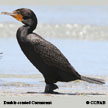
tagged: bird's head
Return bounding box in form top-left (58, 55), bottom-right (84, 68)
top-left (1, 8), bottom-right (37, 27)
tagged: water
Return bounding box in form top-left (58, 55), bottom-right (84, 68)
top-left (0, 6), bottom-right (108, 25)
top-left (0, 6), bottom-right (108, 94)
top-left (0, 38), bottom-right (108, 76)
top-left (1, 6), bottom-right (108, 40)
top-left (0, 38), bottom-right (108, 94)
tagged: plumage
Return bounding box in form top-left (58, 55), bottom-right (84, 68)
top-left (2, 8), bottom-right (105, 93)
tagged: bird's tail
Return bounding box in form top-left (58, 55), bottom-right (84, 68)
top-left (81, 75), bottom-right (105, 85)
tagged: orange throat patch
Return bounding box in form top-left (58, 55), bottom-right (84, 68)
top-left (11, 14), bottom-right (23, 21)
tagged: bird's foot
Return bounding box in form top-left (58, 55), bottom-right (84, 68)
top-left (44, 83), bottom-right (58, 94)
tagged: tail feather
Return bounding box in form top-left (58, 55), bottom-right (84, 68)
top-left (81, 75), bottom-right (105, 85)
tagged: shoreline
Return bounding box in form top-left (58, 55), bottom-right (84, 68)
top-left (0, 92), bottom-right (107, 96)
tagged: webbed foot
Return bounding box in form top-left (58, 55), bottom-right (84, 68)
top-left (44, 83), bottom-right (58, 94)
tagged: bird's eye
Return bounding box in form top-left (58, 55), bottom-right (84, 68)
top-left (23, 14), bottom-right (31, 19)
top-left (23, 16), bottom-right (29, 19)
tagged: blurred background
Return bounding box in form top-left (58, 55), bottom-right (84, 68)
top-left (0, 0), bottom-right (108, 94)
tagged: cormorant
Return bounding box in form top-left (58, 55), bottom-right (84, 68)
top-left (2, 8), bottom-right (105, 93)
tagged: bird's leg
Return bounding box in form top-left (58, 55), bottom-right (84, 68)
top-left (44, 83), bottom-right (58, 94)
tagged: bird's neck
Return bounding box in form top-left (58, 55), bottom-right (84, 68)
top-left (17, 25), bottom-right (35, 41)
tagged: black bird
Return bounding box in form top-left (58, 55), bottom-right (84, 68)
top-left (2, 8), bottom-right (105, 93)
